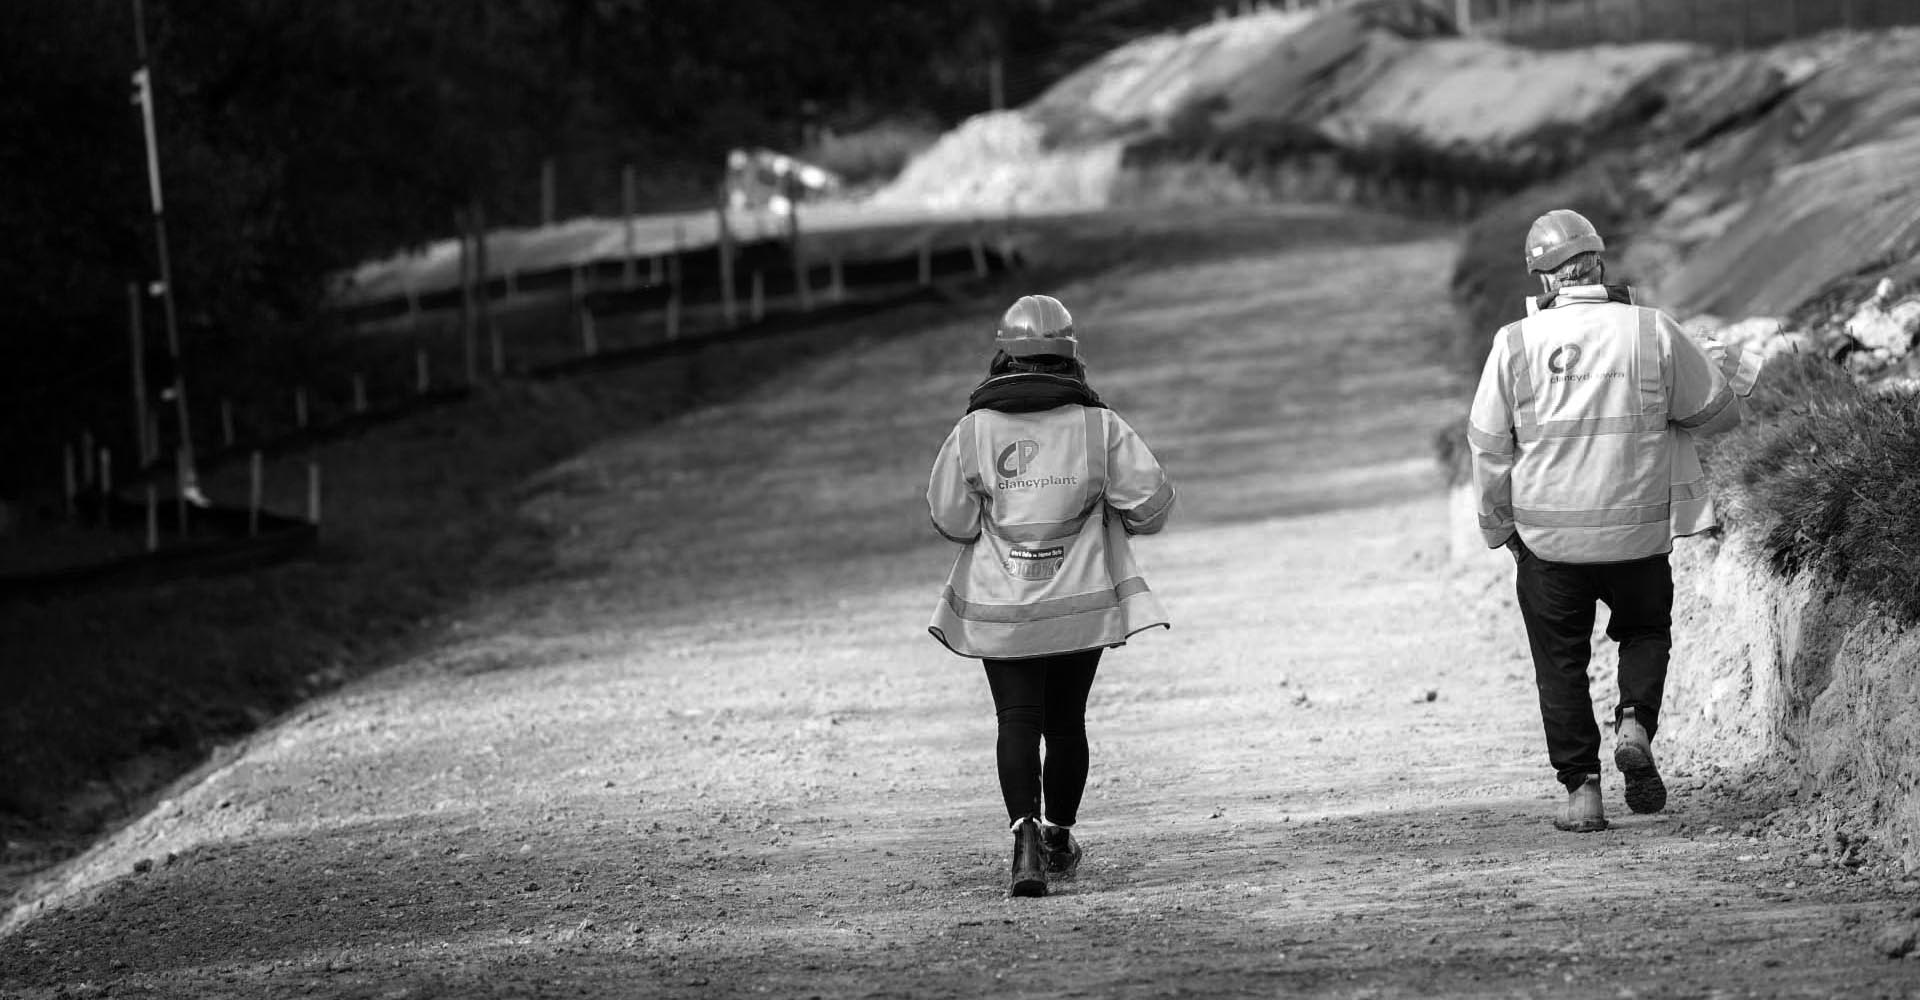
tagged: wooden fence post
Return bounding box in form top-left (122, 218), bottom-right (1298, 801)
top-left (669, 222), bottom-right (685, 338)
top-left (145, 484), bottom-right (159, 551)
top-left (622, 162), bottom-right (638, 288)
top-left (572, 263), bottom-right (591, 353)
top-left (248, 450), bottom-right (263, 537)
top-left (62, 444), bottom-right (76, 520)
top-left (581, 285), bottom-right (600, 356)
top-left (457, 209), bottom-right (477, 386)
top-left (474, 201), bottom-right (499, 377)
top-left (174, 448), bottom-right (188, 534)
top-left (717, 194), bottom-right (738, 328)
top-left (789, 203), bottom-right (812, 312)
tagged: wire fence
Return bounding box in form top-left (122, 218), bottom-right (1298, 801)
top-left (1464, 0), bottom-right (1920, 48)
top-left (1214, 0), bottom-right (1920, 47)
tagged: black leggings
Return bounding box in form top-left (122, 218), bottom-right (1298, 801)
top-left (982, 648), bottom-right (1101, 827)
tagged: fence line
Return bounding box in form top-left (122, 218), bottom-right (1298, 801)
top-left (1469, 0), bottom-right (1920, 48)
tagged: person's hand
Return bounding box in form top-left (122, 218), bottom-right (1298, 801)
top-left (1505, 535), bottom-right (1527, 563)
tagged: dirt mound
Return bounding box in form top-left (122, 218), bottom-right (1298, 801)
top-left (873, 1), bottom-right (1684, 213)
top-left (1312, 36), bottom-right (1692, 154)
top-left (1637, 31), bottom-right (1920, 321)
top-left (864, 112), bottom-right (1126, 213)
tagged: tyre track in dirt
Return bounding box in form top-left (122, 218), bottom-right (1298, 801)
top-left (3, 205), bottom-right (1917, 998)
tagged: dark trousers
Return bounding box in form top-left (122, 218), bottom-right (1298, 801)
top-left (1514, 547), bottom-right (1672, 790)
top-left (982, 649), bottom-right (1102, 826)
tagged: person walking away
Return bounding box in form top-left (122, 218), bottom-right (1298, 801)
top-left (1467, 210), bottom-right (1741, 833)
top-left (926, 294), bottom-right (1176, 896)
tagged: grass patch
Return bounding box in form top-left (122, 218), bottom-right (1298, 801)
top-left (1702, 352), bottom-right (1920, 622)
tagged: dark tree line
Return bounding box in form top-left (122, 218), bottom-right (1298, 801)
top-left (0, 0), bottom-right (1219, 488)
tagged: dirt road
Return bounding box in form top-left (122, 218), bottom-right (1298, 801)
top-left (4, 206), bottom-right (1917, 998)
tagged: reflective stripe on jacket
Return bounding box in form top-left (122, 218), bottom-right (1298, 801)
top-left (926, 405), bottom-right (1174, 659)
top-left (1467, 285), bottom-right (1740, 564)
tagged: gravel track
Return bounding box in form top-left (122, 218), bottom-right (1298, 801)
top-left (4, 205), bottom-right (1916, 999)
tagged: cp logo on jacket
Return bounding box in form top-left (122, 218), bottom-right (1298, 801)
top-left (996, 439), bottom-right (1041, 478)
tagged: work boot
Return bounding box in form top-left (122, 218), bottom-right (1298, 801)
top-left (1039, 823), bottom-right (1082, 878)
top-left (1009, 817), bottom-right (1047, 898)
top-left (1614, 707), bottom-right (1667, 814)
top-left (1553, 774), bottom-right (1608, 833)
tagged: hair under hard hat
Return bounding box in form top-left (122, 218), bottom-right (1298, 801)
top-left (1525, 209), bottom-right (1605, 273)
top-left (995, 294), bottom-right (1077, 358)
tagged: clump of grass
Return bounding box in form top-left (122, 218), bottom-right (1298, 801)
top-left (1703, 351), bottom-right (1920, 622)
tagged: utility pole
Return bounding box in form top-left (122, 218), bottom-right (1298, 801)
top-left (131, 0), bottom-right (202, 504)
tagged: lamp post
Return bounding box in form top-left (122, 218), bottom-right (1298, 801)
top-left (131, 0), bottom-right (202, 505)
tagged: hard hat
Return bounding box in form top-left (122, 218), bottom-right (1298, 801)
top-left (1524, 209), bottom-right (1605, 273)
top-left (994, 294), bottom-right (1077, 358)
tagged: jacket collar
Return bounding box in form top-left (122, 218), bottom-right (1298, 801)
top-left (1533, 283), bottom-right (1636, 313)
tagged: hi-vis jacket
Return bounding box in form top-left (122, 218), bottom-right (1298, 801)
top-left (927, 405), bottom-right (1175, 659)
top-left (1468, 285), bottom-right (1743, 564)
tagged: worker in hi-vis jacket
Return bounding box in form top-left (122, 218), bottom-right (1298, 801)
top-left (1468, 209), bottom-right (1743, 834)
top-left (926, 293), bottom-right (1175, 897)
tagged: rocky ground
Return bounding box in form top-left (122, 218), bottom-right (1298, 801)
top-left (4, 205), bottom-right (1918, 999)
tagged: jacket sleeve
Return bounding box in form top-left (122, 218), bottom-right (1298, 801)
top-left (1665, 312), bottom-right (1742, 437)
top-left (1466, 327), bottom-right (1517, 549)
top-left (926, 416), bottom-right (982, 544)
top-left (1684, 326), bottom-right (1763, 399)
top-left (1104, 411), bottom-right (1175, 535)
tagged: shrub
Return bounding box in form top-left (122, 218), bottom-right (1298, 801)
top-left (1703, 352), bottom-right (1920, 622)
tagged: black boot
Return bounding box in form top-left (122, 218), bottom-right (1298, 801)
top-left (1009, 817), bottom-right (1047, 897)
top-left (1040, 823), bottom-right (1082, 878)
